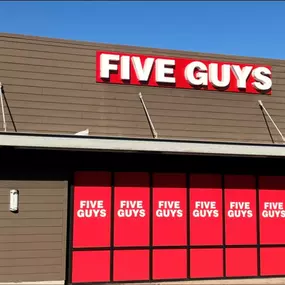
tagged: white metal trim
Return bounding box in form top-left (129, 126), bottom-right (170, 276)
top-left (0, 133), bottom-right (285, 158)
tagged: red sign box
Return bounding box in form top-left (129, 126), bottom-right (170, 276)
top-left (225, 175), bottom-right (257, 245)
top-left (96, 51), bottom-right (272, 95)
top-left (153, 173), bottom-right (187, 246)
top-left (261, 247), bottom-right (285, 276)
top-left (72, 251), bottom-right (110, 283)
top-left (73, 171), bottom-right (111, 248)
top-left (259, 176), bottom-right (285, 244)
top-left (190, 249), bottom-right (223, 278)
top-left (114, 172), bottom-right (150, 247)
top-left (190, 174), bottom-right (223, 246)
top-left (113, 250), bottom-right (149, 281)
top-left (153, 249), bottom-right (187, 280)
top-left (226, 248), bottom-right (257, 277)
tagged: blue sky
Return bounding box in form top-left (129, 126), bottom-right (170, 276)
top-left (0, 1), bottom-right (284, 59)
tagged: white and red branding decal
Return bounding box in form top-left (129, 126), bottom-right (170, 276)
top-left (96, 51), bottom-right (272, 95)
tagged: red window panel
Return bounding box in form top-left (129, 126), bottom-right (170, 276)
top-left (225, 175), bottom-right (257, 245)
top-left (261, 247), bottom-right (285, 276)
top-left (114, 172), bottom-right (150, 247)
top-left (153, 173), bottom-right (187, 246)
top-left (190, 248), bottom-right (223, 278)
top-left (226, 248), bottom-right (257, 277)
top-left (73, 171), bottom-right (111, 248)
top-left (113, 250), bottom-right (149, 281)
top-left (259, 176), bottom-right (285, 244)
top-left (72, 251), bottom-right (110, 283)
top-left (190, 174), bottom-right (223, 246)
top-left (153, 249), bottom-right (187, 280)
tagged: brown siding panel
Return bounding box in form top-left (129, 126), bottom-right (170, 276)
top-left (0, 257), bottom-right (63, 267)
top-left (0, 32), bottom-right (285, 144)
top-left (0, 273), bottom-right (63, 283)
top-left (1, 249), bottom-right (63, 259)
top-left (0, 180), bottom-right (67, 282)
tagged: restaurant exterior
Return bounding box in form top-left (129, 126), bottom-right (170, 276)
top-left (1, 32), bottom-right (285, 285)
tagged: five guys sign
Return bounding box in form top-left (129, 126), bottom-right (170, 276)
top-left (96, 51), bottom-right (272, 95)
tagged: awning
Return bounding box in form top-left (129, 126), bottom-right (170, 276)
top-left (0, 132), bottom-right (285, 158)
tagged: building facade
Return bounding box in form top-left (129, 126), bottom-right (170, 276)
top-left (0, 33), bottom-right (285, 284)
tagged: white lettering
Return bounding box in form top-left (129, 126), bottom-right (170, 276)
top-left (120, 200), bottom-right (143, 209)
top-left (262, 210), bottom-right (285, 218)
top-left (184, 61), bottom-right (207, 86)
top-left (117, 209), bottom-right (146, 218)
top-left (100, 53), bottom-right (119, 79)
top-left (158, 201), bottom-right (180, 209)
top-left (229, 202), bottom-right (250, 210)
top-left (228, 210), bottom-right (253, 218)
top-left (209, 63), bottom-right (231, 88)
top-left (117, 200), bottom-right (146, 218)
top-left (156, 209), bottom-right (183, 218)
top-left (231, 65), bottom-right (253, 89)
top-left (195, 201), bottom-right (216, 209)
top-left (132, 57), bottom-right (154, 82)
top-left (227, 201), bottom-right (253, 218)
top-left (262, 202), bottom-right (285, 218)
top-left (121, 55), bottom-right (130, 80)
top-left (192, 209), bottom-right (219, 218)
top-left (252, 67), bottom-right (272, 91)
top-left (98, 52), bottom-right (272, 94)
top-left (155, 59), bottom-right (176, 84)
top-left (77, 200), bottom-right (106, 218)
top-left (264, 202), bottom-right (283, 210)
top-left (80, 200), bottom-right (86, 208)
top-left (193, 200), bottom-right (219, 217)
top-left (79, 200), bottom-right (104, 209)
top-left (156, 200), bottom-right (183, 217)
top-left (77, 209), bottom-right (107, 218)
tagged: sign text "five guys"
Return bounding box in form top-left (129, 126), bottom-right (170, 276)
top-left (96, 51), bottom-right (272, 94)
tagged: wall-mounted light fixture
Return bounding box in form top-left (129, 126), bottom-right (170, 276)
top-left (10, 189), bottom-right (19, 213)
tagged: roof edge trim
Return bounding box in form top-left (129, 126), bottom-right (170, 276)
top-left (0, 133), bottom-right (285, 158)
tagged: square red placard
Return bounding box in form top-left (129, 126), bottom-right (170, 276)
top-left (261, 247), bottom-right (285, 276)
top-left (226, 248), bottom-right (257, 277)
top-left (113, 250), bottom-right (149, 281)
top-left (153, 249), bottom-right (187, 280)
top-left (72, 251), bottom-right (110, 283)
top-left (190, 248), bottom-right (223, 278)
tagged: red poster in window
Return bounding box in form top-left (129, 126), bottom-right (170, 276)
top-left (153, 249), bottom-right (187, 280)
top-left (226, 248), bottom-right (257, 277)
top-left (73, 171), bottom-right (111, 248)
top-left (261, 247), bottom-right (285, 276)
top-left (72, 251), bottom-right (110, 283)
top-left (114, 172), bottom-right (150, 247)
top-left (113, 250), bottom-right (149, 281)
top-left (259, 176), bottom-right (285, 244)
top-left (153, 173), bottom-right (187, 246)
top-left (190, 174), bottom-right (223, 246)
top-left (190, 249), bottom-right (223, 278)
top-left (225, 175), bottom-right (257, 245)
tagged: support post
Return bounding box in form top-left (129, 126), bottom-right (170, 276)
top-left (138, 92), bottom-right (158, 139)
top-left (0, 82), bottom-right (7, 132)
top-left (258, 100), bottom-right (285, 143)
